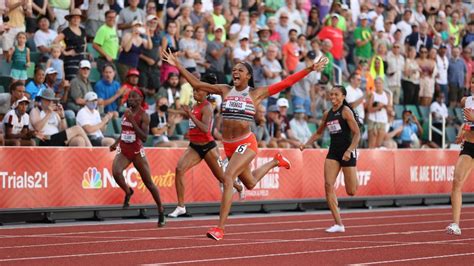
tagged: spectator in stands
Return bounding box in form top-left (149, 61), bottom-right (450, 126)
top-left (291, 51), bottom-right (320, 116)
top-left (150, 96), bottom-right (179, 147)
top-left (277, 98), bottom-right (302, 148)
top-left (346, 72), bottom-right (365, 125)
top-left (119, 68), bottom-right (140, 106)
top-left (138, 15), bottom-right (161, 90)
top-left (176, 3), bottom-right (193, 36)
top-left (417, 45), bottom-right (436, 106)
top-left (6, 32), bottom-right (30, 84)
top-left (448, 46), bottom-right (467, 107)
top-left (282, 29), bottom-right (299, 74)
top-left (262, 44), bottom-right (283, 107)
top-left (207, 0), bottom-right (226, 42)
top-left (289, 105), bottom-right (312, 145)
top-left (463, 47), bottom-right (474, 91)
top-left (406, 22), bottom-right (433, 53)
top-left (190, 0), bottom-right (207, 28)
top-left (396, 9), bottom-right (412, 42)
top-left (393, 110), bottom-right (423, 149)
top-left (45, 45), bottom-right (64, 84)
top-left (179, 24), bottom-right (200, 72)
top-left (166, 0), bottom-right (182, 24)
top-left (157, 72), bottom-right (181, 110)
top-left (49, 0), bottom-right (72, 31)
top-left (43, 67), bottom-right (70, 107)
top-left (448, 11), bottom-right (463, 47)
top-left (93, 9), bottom-right (119, 75)
top-left (53, 9), bottom-right (87, 81)
top-left (462, 21), bottom-right (474, 51)
top-left (30, 88), bottom-right (92, 147)
top-left (255, 26), bottom-right (272, 53)
top-left (85, 0), bottom-right (112, 40)
top-left (275, 0), bottom-right (303, 34)
top-left (436, 44), bottom-right (450, 103)
top-left (266, 104), bottom-right (284, 148)
top-left (232, 34), bottom-right (252, 64)
top-left (25, 66), bottom-right (46, 100)
top-left (117, 0), bottom-right (146, 35)
top-left (253, 103), bottom-right (270, 148)
top-left (386, 43), bottom-right (405, 105)
top-left (306, 6), bottom-right (321, 41)
top-left (117, 20), bottom-right (153, 83)
top-left (267, 16), bottom-right (281, 45)
top-left (0, 81), bottom-right (26, 117)
top-left (367, 77), bottom-right (391, 148)
top-left (194, 26), bottom-right (209, 75)
top-left (205, 25), bottom-right (229, 84)
top-left (94, 64), bottom-right (122, 116)
top-left (402, 46), bottom-right (420, 105)
top-left (275, 11), bottom-right (292, 45)
top-left (320, 39), bottom-right (334, 84)
top-left (2, 0), bottom-right (27, 56)
top-left (160, 20), bottom-right (180, 84)
top-left (317, 13), bottom-right (343, 67)
top-left (67, 60), bottom-right (93, 113)
top-left (353, 13), bottom-right (372, 64)
top-left (34, 16), bottom-right (57, 62)
top-left (228, 11), bottom-right (250, 43)
top-left (144, 1), bottom-right (164, 30)
top-left (430, 92), bottom-right (449, 147)
top-left (76, 91), bottom-right (115, 146)
top-left (2, 96), bottom-right (39, 146)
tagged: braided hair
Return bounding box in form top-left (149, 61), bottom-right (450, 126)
top-left (333, 85), bottom-right (363, 128)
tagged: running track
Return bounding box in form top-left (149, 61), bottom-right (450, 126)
top-left (0, 206), bottom-right (473, 265)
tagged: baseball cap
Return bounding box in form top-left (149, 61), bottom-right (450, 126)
top-left (307, 51), bottom-right (317, 60)
top-left (359, 13), bottom-right (368, 20)
top-left (13, 96), bottom-right (30, 108)
top-left (45, 67), bottom-right (58, 75)
top-left (131, 20), bottom-right (143, 27)
top-left (341, 4), bottom-right (349, 10)
top-left (214, 25), bottom-right (225, 32)
top-left (79, 60), bottom-right (91, 69)
top-left (127, 68), bottom-right (140, 77)
top-left (84, 91), bottom-right (98, 102)
top-left (146, 15), bottom-right (158, 21)
top-left (331, 13), bottom-right (339, 19)
top-left (294, 105), bottom-right (305, 113)
top-left (268, 105), bottom-right (279, 112)
top-left (239, 34), bottom-right (249, 41)
top-left (277, 98), bottom-right (289, 108)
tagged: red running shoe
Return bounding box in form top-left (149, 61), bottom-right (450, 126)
top-left (274, 153), bottom-right (291, 169)
top-left (206, 227), bottom-right (224, 241)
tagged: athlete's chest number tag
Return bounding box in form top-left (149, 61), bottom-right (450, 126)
top-left (236, 144), bottom-right (248, 154)
top-left (225, 100), bottom-right (246, 111)
top-left (121, 131), bottom-right (136, 143)
top-left (327, 120), bottom-right (342, 133)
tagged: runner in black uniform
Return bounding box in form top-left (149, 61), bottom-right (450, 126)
top-left (300, 85), bottom-right (361, 233)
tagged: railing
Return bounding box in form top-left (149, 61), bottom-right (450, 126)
top-left (428, 113), bottom-right (446, 148)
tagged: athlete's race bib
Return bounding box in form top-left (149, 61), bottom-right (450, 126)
top-left (121, 131), bottom-right (136, 143)
top-left (225, 100), bottom-right (246, 111)
top-left (189, 118), bottom-right (196, 128)
top-left (327, 120), bottom-right (342, 134)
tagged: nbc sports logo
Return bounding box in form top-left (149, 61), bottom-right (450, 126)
top-left (82, 167), bottom-right (103, 189)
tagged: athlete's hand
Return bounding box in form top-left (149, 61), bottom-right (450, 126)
top-left (342, 150), bottom-right (351, 161)
top-left (161, 48), bottom-right (179, 67)
top-left (310, 56), bottom-right (329, 72)
top-left (124, 109), bottom-right (133, 121)
top-left (455, 135), bottom-right (464, 144)
top-left (110, 142), bottom-right (118, 152)
top-left (464, 108), bottom-right (474, 122)
top-left (182, 105), bottom-right (192, 117)
top-left (299, 144), bottom-right (307, 151)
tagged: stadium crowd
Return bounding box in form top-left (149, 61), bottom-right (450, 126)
top-left (0, 0), bottom-right (473, 149)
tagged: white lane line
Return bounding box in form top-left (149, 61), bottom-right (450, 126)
top-left (0, 217), bottom-right (473, 246)
top-left (0, 211), bottom-right (472, 240)
top-left (0, 226), bottom-right (473, 262)
top-left (355, 252), bottom-right (474, 265)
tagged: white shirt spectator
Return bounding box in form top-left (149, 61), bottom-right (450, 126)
top-left (76, 107), bottom-right (104, 139)
top-left (233, 45), bottom-right (252, 62)
top-left (289, 117), bottom-right (312, 144)
top-left (346, 84), bottom-right (365, 121)
top-left (34, 29), bottom-right (58, 52)
top-left (229, 24), bottom-right (251, 41)
top-left (430, 101), bottom-right (448, 123)
top-left (436, 54), bottom-right (449, 85)
top-left (275, 7), bottom-right (303, 33)
top-left (396, 20), bottom-right (412, 42)
top-left (386, 51), bottom-right (405, 87)
top-left (2, 109), bottom-right (29, 135)
top-left (261, 56), bottom-right (282, 99)
top-left (368, 11), bottom-right (384, 32)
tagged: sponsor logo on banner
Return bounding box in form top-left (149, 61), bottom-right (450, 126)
top-left (409, 165), bottom-right (455, 183)
top-left (0, 171), bottom-right (48, 189)
top-left (243, 157), bottom-right (280, 197)
top-left (335, 170), bottom-right (372, 189)
top-left (81, 167), bottom-right (175, 190)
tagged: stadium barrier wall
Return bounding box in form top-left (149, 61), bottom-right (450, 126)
top-left (0, 147), bottom-right (473, 209)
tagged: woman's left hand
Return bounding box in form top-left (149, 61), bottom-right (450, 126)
top-left (464, 108), bottom-right (474, 122)
top-left (342, 150), bottom-right (351, 161)
top-left (311, 56), bottom-right (329, 72)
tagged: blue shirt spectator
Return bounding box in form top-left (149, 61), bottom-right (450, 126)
top-left (448, 48), bottom-right (467, 88)
top-left (25, 67), bottom-right (46, 100)
top-left (94, 79), bottom-right (121, 113)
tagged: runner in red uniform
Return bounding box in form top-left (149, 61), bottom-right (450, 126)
top-left (110, 88), bottom-right (165, 227)
top-left (168, 73), bottom-right (243, 218)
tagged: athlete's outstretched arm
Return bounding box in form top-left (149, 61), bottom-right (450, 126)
top-left (300, 111), bottom-right (329, 150)
top-left (253, 56), bottom-right (329, 102)
top-left (161, 48), bottom-right (229, 95)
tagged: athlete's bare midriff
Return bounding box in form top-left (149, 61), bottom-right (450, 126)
top-left (463, 131), bottom-right (474, 143)
top-left (222, 119), bottom-right (252, 141)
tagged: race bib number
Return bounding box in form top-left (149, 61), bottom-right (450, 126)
top-left (189, 118), bottom-right (196, 128)
top-left (139, 148), bottom-right (145, 157)
top-left (235, 144), bottom-right (248, 154)
top-left (121, 131), bottom-right (136, 143)
top-left (225, 100), bottom-right (246, 111)
top-left (327, 120), bottom-right (342, 134)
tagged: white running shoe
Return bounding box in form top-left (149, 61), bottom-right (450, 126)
top-left (168, 206), bottom-right (186, 218)
top-left (446, 223), bottom-right (461, 235)
top-left (325, 224), bottom-right (345, 233)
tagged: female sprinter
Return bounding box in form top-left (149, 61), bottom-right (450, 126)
top-left (168, 73), bottom-right (243, 218)
top-left (162, 48), bottom-right (328, 240)
top-left (110, 88), bottom-right (165, 227)
top-left (447, 76), bottom-right (474, 235)
top-left (300, 85), bottom-right (361, 233)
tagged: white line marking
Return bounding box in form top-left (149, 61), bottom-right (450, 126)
top-left (356, 252), bottom-right (474, 265)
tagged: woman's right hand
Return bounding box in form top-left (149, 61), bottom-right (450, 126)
top-left (161, 48), bottom-right (180, 67)
top-left (110, 142), bottom-right (118, 152)
top-left (299, 144), bottom-right (307, 151)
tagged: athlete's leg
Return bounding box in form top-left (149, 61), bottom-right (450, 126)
top-left (325, 159), bottom-right (343, 225)
top-left (133, 155), bottom-right (164, 213)
top-left (204, 147), bottom-right (243, 192)
top-left (112, 153), bottom-right (133, 206)
top-left (451, 155), bottom-right (474, 225)
top-left (341, 166), bottom-right (358, 196)
top-left (175, 147), bottom-right (202, 207)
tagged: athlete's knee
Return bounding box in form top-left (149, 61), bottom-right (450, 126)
top-left (324, 182), bottom-right (335, 193)
top-left (112, 168), bottom-right (123, 178)
top-left (175, 164), bottom-right (186, 176)
top-left (452, 178), bottom-right (465, 191)
top-left (221, 176), bottom-right (233, 190)
top-left (346, 188), bottom-right (357, 196)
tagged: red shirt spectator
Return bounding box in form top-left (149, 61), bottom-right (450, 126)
top-left (282, 29), bottom-right (300, 73)
top-left (317, 14), bottom-right (344, 60)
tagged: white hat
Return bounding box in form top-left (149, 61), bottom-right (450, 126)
top-left (45, 67), bottom-right (58, 75)
top-left (131, 20), bottom-right (143, 27)
top-left (277, 98), bottom-right (289, 108)
top-left (84, 91), bottom-right (98, 102)
top-left (341, 4), bottom-right (349, 10)
top-left (146, 15), bottom-right (158, 21)
top-left (239, 34), bottom-right (249, 41)
top-left (214, 25), bottom-right (225, 32)
top-left (359, 13), bottom-right (368, 20)
top-left (79, 60), bottom-right (91, 69)
top-left (13, 96), bottom-right (30, 108)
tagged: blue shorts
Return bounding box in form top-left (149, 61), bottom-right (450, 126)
top-left (11, 69), bottom-right (27, 81)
